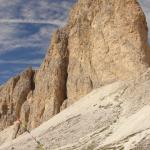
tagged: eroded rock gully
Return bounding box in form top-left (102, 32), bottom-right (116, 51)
top-left (0, 0), bottom-right (150, 135)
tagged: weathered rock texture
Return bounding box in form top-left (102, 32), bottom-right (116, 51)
top-left (0, 0), bottom-right (150, 134)
top-left (29, 29), bottom-right (69, 128)
top-left (2, 69), bottom-right (150, 150)
top-left (66, 0), bottom-right (150, 104)
top-left (0, 68), bottom-right (35, 131)
top-left (30, 0), bottom-right (150, 128)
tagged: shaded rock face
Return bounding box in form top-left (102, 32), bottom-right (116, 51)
top-left (0, 68), bottom-right (35, 131)
top-left (0, 0), bottom-right (150, 132)
top-left (29, 29), bottom-right (69, 128)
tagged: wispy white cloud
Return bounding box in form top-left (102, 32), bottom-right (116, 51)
top-left (0, 24), bottom-right (55, 55)
top-left (0, 59), bottom-right (42, 65)
top-left (0, 19), bottom-right (65, 26)
top-left (0, 0), bottom-right (75, 55)
top-left (20, 1), bottom-right (73, 20)
top-left (0, 0), bottom-right (76, 84)
top-left (0, 70), bottom-right (12, 76)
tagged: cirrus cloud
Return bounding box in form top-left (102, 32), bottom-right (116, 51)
top-left (0, 0), bottom-right (149, 85)
top-left (0, 0), bottom-right (76, 84)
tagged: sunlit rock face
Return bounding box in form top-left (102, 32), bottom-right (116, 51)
top-left (66, 0), bottom-right (150, 104)
top-left (30, 0), bottom-right (150, 128)
top-left (0, 0), bottom-right (150, 134)
top-left (0, 68), bottom-right (35, 131)
top-left (2, 69), bottom-right (150, 149)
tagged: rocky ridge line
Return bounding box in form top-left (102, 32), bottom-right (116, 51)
top-left (0, 0), bottom-right (150, 135)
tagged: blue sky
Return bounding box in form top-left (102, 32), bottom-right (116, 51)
top-left (0, 0), bottom-right (149, 85)
top-left (0, 0), bottom-right (76, 84)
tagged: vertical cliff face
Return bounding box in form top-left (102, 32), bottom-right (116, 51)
top-left (29, 29), bottom-right (69, 127)
top-left (66, 0), bottom-right (150, 104)
top-left (29, 0), bottom-right (150, 129)
top-left (0, 0), bottom-right (150, 132)
top-left (0, 68), bottom-right (35, 130)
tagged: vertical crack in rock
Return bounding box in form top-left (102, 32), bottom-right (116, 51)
top-left (30, 28), bottom-right (70, 128)
top-left (52, 29), bottom-right (69, 115)
top-left (31, 70), bottom-right (35, 91)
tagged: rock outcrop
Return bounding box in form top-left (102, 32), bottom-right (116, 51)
top-left (29, 29), bottom-right (69, 128)
top-left (0, 68), bottom-right (35, 131)
top-left (0, 0), bottom-right (150, 136)
top-left (2, 69), bottom-right (150, 150)
top-left (66, 0), bottom-right (150, 103)
top-left (30, 0), bottom-right (150, 129)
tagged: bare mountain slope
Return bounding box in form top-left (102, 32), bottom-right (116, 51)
top-left (1, 69), bottom-right (150, 149)
top-left (0, 0), bottom-right (150, 133)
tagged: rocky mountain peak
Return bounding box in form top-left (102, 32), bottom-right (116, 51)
top-left (0, 0), bottom-right (149, 135)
